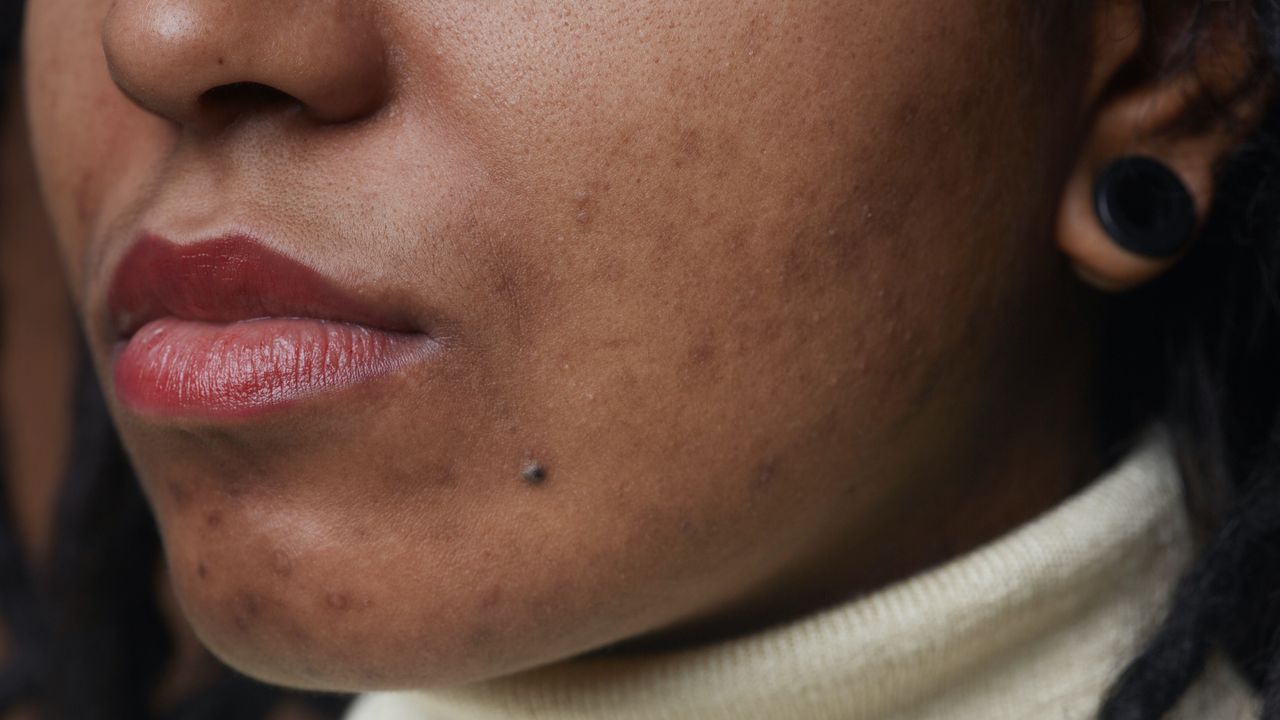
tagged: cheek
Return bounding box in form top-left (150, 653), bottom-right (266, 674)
top-left (24, 0), bottom-right (168, 297)
top-left (22, 0), bottom-right (1070, 692)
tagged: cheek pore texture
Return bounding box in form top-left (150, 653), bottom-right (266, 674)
top-left (21, 0), bottom-right (1096, 691)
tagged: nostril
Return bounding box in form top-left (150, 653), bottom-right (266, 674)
top-left (197, 82), bottom-right (301, 122)
top-left (102, 2), bottom-right (391, 128)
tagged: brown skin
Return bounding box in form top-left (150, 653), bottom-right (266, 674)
top-left (1, 78), bottom-right (335, 719)
top-left (20, 0), bottom-right (1264, 694)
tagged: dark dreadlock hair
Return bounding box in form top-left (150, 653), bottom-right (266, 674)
top-left (9, 1), bottom-right (1280, 719)
top-left (0, 2), bottom-right (349, 718)
top-left (0, 0), bottom-right (18, 68)
top-left (1096, 1), bottom-right (1280, 718)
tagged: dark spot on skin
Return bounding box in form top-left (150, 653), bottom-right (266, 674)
top-left (196, 561), bottom-right (208, 580)
top-left (326, 592), bottom-right (350, 611)
top-left (216, 56), bottom-right (225, 65)
top-left (522, 463), bottom-right (547, 485)
top-left (205, 511), bottom-right (222, 529)
top-left (270, 549), bottom-right (293, 578)
top-left (725, 223), bottom-right (755, 253)
top-left (481, 584), bottom-right (504, 609)
top-left (166, 480), bottom-right (190, 510)
top-left (742, 12), bottom-right (771, 59)
top-left (684, 333), bottom-right (718, 370)
top-left (672, 127), bottom-right (704, 169)
top-left (232, 592), bottom-right (261, 632)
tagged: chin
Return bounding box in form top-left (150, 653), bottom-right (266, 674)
top-left (150, 485), bottom-right (598, 694)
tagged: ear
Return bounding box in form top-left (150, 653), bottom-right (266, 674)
top-left (1058, 1), bottom-right (1271, 292)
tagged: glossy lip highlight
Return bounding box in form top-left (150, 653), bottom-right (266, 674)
top-left (107, 234), bottom-right (438, 419)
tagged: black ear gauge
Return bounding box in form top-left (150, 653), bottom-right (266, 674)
top-left (1093, 155), bottom-right (1197, 259)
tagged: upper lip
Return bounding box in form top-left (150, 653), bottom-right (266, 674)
top-left (107, 233), bottom-right (424, 341)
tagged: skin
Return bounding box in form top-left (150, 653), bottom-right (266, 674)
top-left (20, 0), bottom-right (1263, 694)
top-left (2, 73), bottom-right (338, 719)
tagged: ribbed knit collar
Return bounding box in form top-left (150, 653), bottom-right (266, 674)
top-left (348, 429), bottom-right (1258, 720)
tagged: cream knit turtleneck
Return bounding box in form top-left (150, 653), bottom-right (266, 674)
top-left (347, 430), bottom-right (1259, 719)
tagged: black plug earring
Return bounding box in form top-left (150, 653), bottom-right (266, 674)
top-left (1093, 155), bottom-right (1196, 259)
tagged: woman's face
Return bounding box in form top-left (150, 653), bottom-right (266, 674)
top-left (24, 0), bottom-right (1095, 691)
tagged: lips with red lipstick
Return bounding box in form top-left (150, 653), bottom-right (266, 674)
top-left (108, 235), bottom-right (437, 418)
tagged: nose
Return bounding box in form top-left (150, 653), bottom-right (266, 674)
top-left (102, 0), bottom-right (390, 127)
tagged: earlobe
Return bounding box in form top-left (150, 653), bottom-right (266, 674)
top-left (1058, 159), bottom-right (1193, 292)
top-left (1056, 2), bottom-right (1269, 292)
top-left (1058, 154), bottom-right (1198, 292)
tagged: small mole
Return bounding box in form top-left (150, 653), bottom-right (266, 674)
top-left (521, 463), bottom-right (547, 485)
top-left (196, 562), bottom-right (208, 580)
top-left (217, 56), bottom-right (225, 65)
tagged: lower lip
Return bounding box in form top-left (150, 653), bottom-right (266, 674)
top-left (114, 317), bottom-right (436, 419)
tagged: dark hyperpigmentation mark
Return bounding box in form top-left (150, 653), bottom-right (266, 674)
top-left (166, 480), bottom-right (190, 510)
top-left (205, 511), bottom-right (223, 529)
top-left (521, 463), bottom-right (547, 486)
top-left (233, 592), bottom-right (261, 632)
top-left (481, 584), bottom-right (504, 609)
top-left (270, 549), bottom-right (293, 578)
top-left (326, 592), bottom-right (350, 611)
top-left (196, 561), bottom-right (209, 580)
